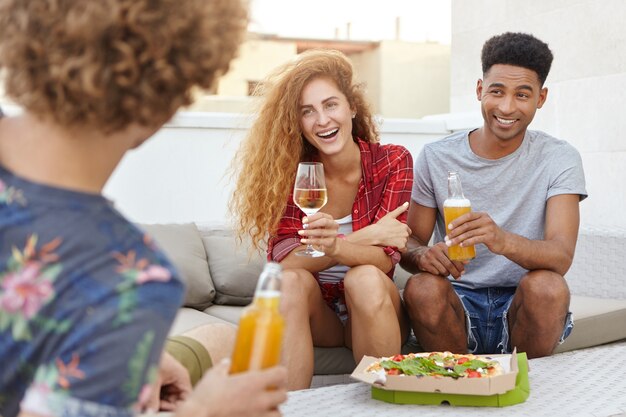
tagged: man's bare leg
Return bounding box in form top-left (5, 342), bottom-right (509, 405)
top-left (403, 273), bottom-right (467, 353)
top-left (508, 270), bottom-right (570, 358)
top-left (181, 322), bottom-right (237, 364)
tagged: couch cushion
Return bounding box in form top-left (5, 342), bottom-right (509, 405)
top-left (140, 223), bottom-right (215, 310)
top-left (169, 307), bottom-right (232, 335)
top-left (202, 235), bottom-right (265, 305)
top-left (203, 304), bottom-right (359, 375)
top-left (204, 304), bottom-right (246, 324)
top-left (173, 296), bottom-right (626, 375)
top-left (554, 295), bottom-right (626, 353)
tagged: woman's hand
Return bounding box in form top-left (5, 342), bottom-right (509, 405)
top-left (298, 213), bottom-right (340, 256)
top-left (349, 202), bottom-right (411, 251)
top-left (373, 202), bottom-right (411, 251)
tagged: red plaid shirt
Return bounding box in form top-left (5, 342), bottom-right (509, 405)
top-left (268, 139), bottom-right (413, 278)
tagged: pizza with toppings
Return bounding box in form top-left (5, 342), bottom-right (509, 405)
top-left (366, 352), bottom-right (504, 379)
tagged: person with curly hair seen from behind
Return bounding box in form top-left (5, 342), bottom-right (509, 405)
top-left (231, 49), bottom-right (413, 390)
top-left (0, 1), bottom-right (288, 416)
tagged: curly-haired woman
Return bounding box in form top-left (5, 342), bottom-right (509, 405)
top-left (0, 1), bottom-right (288, 416)
top-left (231, 49), bottom-right (413, 389)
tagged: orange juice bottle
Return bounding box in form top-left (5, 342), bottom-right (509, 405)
top-left (443, 171), bottom-right (476, 261)
top-left (230, 262), bottom-right (285, 373)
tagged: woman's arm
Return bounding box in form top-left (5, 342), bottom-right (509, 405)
top-left (287, 145), bottom-right (413, 273)
top-left (346, 202), bottom-right (411, 249)
top-left (290, 212), bottom-right (395, 273)
top-left (276, 212), bottom-right (341, 272)
top-left (272, 144), bottom-right (413, 274)
top-left (347, 144), bottom-right (413, 254)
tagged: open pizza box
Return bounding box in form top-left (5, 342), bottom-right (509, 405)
top-left (350, 350), bottom-right (530, 407)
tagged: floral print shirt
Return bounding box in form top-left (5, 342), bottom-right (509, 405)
top-left (0, 166), bottom-right (185, 417)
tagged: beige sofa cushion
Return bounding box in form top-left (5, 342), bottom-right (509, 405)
top-left (204, 304), bottom-right (246, 323)
top-left (554, 295), bottom-right (626, 353)
top-left (140, 223), bottom-right (215, 310)
top-left (169, 307), bottom-right (233, 335)
top-left (202, 235), bottom-right (265, 305)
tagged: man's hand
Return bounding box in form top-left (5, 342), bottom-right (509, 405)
top-left (445, 211), bottom-right (508, 255)
top-left (416, 241), bottom-right (466, 279)
top-left (149, 351), bottom-right (193, 412)
top-left (177, 360), bottom-right (288, 417)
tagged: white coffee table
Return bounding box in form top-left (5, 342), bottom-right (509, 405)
top-left (282, 340), bottom-right (626, 417)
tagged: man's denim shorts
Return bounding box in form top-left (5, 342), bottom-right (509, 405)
top-left (452, 284), bottom-right (574, 354)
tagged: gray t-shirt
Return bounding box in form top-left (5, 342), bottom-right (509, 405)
top-left (412, 129), bottom-right (587, 289)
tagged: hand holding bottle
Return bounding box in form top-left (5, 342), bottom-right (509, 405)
top-left (443, 171), bottom-right (509, 257)
top-left (230, 262), bottom-right (285, 374)
top-left (445, 210), bottom-right (510, 256)
top-left (176, 359), bottom-right (287, 417)
top-left (443, 171), bottom-right (476, 261)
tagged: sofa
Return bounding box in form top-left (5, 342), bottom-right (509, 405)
top-left (142, 222), bottom-right (626, 383)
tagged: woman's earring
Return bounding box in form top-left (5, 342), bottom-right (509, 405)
top-left (352, 113), bottom-right (356, 119)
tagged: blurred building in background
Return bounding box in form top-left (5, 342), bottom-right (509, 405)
top-left (189, 32), bottom-right (450, 119)
top-left (8, 0), bottom-right (624, 231)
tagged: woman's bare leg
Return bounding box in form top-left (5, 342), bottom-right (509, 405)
top-left (343, 265), bottom-right (408, 363)
top-left (280, 268), bottom-right (344, 390)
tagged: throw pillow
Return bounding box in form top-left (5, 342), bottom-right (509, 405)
top-left (139, 223), bottom-right (215, 310)
top-left (202, 235), bottom-right (264, 305)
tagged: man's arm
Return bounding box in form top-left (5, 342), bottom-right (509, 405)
top-left (502, 194), bottom-right (579, 274)
top-left (447, 194), bottom-right (580, 275)
top-left (400, 201), bottom-right (436, 274)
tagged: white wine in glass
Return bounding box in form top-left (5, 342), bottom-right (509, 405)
top-left (293, 162), bottom-right (327, 257)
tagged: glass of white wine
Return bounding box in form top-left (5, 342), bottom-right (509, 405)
top-left (293, 162), bottom-right (328, 257)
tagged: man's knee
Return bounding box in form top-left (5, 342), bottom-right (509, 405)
top-left (517, 270), bottom-right (570, 305)
top-left (403, 273), bottom-right (452, 311)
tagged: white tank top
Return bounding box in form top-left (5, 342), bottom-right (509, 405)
top-left (317, 214), bottom-right (353, 284)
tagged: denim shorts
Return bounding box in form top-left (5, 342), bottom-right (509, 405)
top-left (453, 284), bottom-right (574, 354)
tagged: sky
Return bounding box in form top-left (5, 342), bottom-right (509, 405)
top-left (249, 0), bottom-right (451, 44)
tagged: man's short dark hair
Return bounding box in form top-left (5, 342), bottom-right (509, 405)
top-left (481, 32), bottom-right (553, 85)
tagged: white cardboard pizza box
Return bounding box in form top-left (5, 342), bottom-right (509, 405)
top-left (350, 350), bottom-right (519, 396)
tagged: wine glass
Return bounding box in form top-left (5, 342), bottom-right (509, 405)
top-left (293, 162), bottom-right (328, 257)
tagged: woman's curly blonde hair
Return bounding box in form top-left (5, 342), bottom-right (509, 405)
top-left (0, 0), bottom-right (247, 132)
top-left (230, 49), bottom-right (379, 251)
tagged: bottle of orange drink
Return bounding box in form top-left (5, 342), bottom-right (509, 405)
top-left (443, 171), bottom-right (476, 261)
top-left (230, 262), bottom-right (285, 373)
